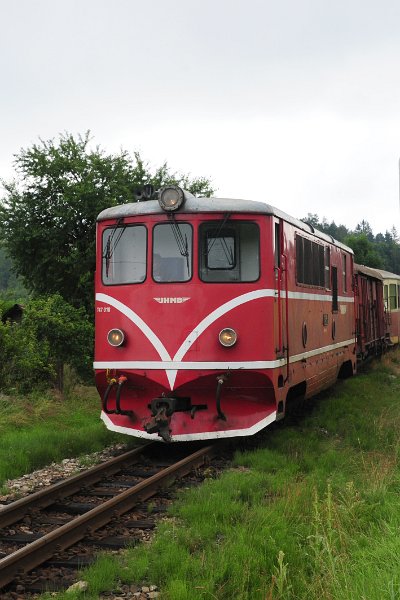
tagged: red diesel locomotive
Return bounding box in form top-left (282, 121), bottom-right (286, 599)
top-left (94, 187), bottom-right (356, 442)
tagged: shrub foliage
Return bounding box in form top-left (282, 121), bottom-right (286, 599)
top-left (0, 294), bottom-right (93, 392)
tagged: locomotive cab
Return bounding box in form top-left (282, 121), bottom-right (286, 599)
top-left (94, 188), bottom-right (280, 441)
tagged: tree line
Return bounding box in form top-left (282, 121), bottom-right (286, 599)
top-left (300, 213), bottom-right (400, 273)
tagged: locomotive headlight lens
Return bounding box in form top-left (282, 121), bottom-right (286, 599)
top-left (107, 328), bottom-right (125, 347)
top-left (219, 328), bottom-right (237, 347)
top-left (158, 186), bottom-right (185, 211)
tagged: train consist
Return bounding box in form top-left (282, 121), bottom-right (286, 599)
top-left (94, 187), bottom-right (399, 442)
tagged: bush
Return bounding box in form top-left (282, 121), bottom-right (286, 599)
top-left (0, 294), bottom-right (93, 393)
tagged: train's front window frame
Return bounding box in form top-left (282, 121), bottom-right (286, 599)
top-left (199, 221), bottom-right (260, 283)
top-left (102, 224), bottom-right (147, 285)
top-left (152, 222), bottom-right (193, 283)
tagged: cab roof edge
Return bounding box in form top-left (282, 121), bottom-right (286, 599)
top-left (96, 194), bottom-right (353, 254)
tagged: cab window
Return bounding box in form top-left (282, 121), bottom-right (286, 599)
top-left (199, 221), bottom-right (260, 282)
top-left (102, 225), bottom-right (147, 284)
top-left (152, 223), bottom-right (192, 282)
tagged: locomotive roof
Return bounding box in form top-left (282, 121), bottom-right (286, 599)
top-left (97, 193), bottom-right (353, 253)
top-left (355, 264), bottom-right (400, 281)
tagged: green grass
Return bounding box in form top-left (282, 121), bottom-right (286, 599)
top-left (37, 349), bottom-right (400, 599)
top-left (0, 385), bottom-right (129, 490)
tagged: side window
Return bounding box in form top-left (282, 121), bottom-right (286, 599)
top-left (324, 247), bottom-right (331, 289)
top-left (296, 235), bottom-right (325, 287)
top-left (389, 283), bottom-right (398, 310)
top-left (384, 284), bottom-right (389, 309)
top-left (332, 267), bottom-right (338, 312)
top-left (296, 236), bottom-right (304, 282)
top-left (342, 254), bottom-right (347, 293)
top-left (274, 222), bottom-right (281, 269)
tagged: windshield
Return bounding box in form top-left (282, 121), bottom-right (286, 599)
top-left (102, 225), bottom-right (147, 284)
top-left (101, 220), bottom-right (259, 285)
top-left (153, 223), bottom-right (193, 282)
top-left (200, 221), bottom-right (260, 282)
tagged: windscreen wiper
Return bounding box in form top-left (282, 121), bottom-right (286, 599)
top-left (103, 218), bottom-right (125, 277)
top-left (206, 212), bottom-right (234, 267)
top-left (167, 213), bottom-right (190, 276)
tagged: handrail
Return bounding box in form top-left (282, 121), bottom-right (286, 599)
top-left (276, 266), bottom-right (282, 353)
top-left (283, 253), bottom-right (290, 382)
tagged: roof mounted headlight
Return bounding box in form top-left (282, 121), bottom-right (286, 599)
top-left (158, 186), bottom-right (185, 212)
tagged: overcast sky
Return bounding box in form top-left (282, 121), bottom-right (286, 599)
top-left (1, 0), bottom-right (400, 234)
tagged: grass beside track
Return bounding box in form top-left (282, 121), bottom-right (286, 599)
top-left (0, 386), bottom-right (126, 491)
top-left (41, 349), bottom-right (400, 600)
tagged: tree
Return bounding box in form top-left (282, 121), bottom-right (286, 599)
top-left (390, 226), bottom-right (399, 242)
top-left (0, 245), bottom-right (13, 290)
top-left (344, 233), bottom-right (382, 268)
top-left (299, 212), bottom-right (400, 273)
top-left (323, 221), bottom-right (350, 243)
top-left (299, 214), bottom-right (350, 242)
top-left (301, 213), bottom-right (320, 229)
top-left (376, 229), bottom-right (400, 274)
top-left (0, 132), bottom-right (215, 314)
top-left (355, 220), bottom-right (374, 241)
top-left (0, 244), bottom-right (27, 297)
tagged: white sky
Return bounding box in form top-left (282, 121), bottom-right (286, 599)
top-left (1, 0), bottom-right (400, 234)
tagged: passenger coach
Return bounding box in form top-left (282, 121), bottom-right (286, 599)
top-left (94, 187), bottom-right (355, 442)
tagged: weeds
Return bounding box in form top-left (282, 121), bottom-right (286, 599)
top-left (272, 551), bottom-right (292, 599)
top-left (308, 484), bottom-right (338, 577)
top-left (0, 387), bottom-right (125, 487)
top-left (40, 349), bottom-right (400, 599)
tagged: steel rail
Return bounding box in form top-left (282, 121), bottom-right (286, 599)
top-left (0, 444), bottom-right (217, 589)
top-left (0, 443), bottom-right (153, 529)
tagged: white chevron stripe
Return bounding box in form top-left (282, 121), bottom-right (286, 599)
top-left (96, 290), bottom-right (275, 388)
top-left (95, 292), bottom-right (355, 389)
top-left (174, 289), bottom-right (275, 362)
top-left (96, 293), bottom-right (170, 361)
top-left (101, 410), bottom-right (278, 441)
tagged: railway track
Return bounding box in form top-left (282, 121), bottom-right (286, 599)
top-left (0, 442), bottom-right (221, 594)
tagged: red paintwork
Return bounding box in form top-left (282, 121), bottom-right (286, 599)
top-left (385, 292), bottom-right (400, 344)
top-left (388, 310), bottom-right (400, 343)
top-left (94, 210), bottom-right (356, 441)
